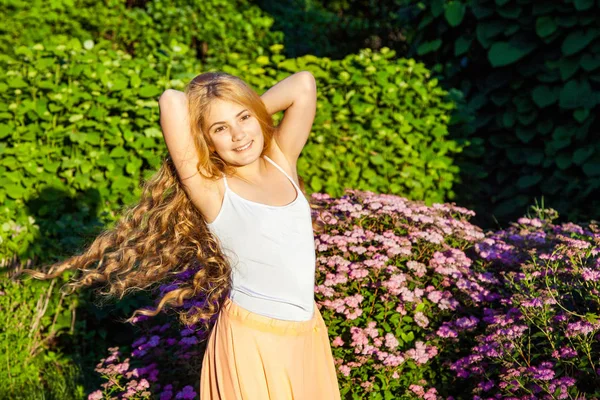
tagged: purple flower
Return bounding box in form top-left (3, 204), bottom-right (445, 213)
top-left (175, 385), bottom-right (197, 399)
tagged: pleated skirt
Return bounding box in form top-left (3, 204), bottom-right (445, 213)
top-left (200, 297), bottom-right (342, 400)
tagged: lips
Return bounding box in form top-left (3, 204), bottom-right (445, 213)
top-left (234, 140), bottom-right (253, 152)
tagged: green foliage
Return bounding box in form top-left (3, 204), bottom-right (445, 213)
top-left (254, 0), bottom-right (415, 59)
top-left (0, 272), bottom-right (85, 398)
top-left (0, 37), bottom-right (194, 263)
top-left (1, 0), bottom-right (283, 65)
top-left (405, 0), bottom-right (600, 228)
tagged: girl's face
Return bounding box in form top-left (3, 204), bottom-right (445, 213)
top-left (204, 98), bottom-right (264, 165)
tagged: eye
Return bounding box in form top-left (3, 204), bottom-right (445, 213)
top-left (241, 114), bottom-right (251, 121)
top-left (214, 126), bottom-right (225, 133)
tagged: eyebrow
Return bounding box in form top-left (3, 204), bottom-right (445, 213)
top-left (208, 109), bottom-right (248, 131)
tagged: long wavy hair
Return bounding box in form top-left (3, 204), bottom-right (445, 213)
top-left (21, 71), bottom-right (327, 335)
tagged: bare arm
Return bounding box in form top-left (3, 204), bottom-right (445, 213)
top-left (158, 89), bottom-right (199, 182)
top-left (260, 71), bottom-right (317, 164)
top-left (260, 71), bottom-right (316, 116)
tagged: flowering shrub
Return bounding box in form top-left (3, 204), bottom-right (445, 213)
top-left (87, 268), bottom-right (208, 400)
top-left (446, 208), bottom-right (600, 399)
top-left (88, 191), bottom-right (600, 399)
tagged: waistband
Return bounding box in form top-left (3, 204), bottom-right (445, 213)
top-left (219, 297), bottom-right (321, 336)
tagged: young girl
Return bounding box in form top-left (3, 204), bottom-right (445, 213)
top-left (24, 71), bottom-right (342, 399)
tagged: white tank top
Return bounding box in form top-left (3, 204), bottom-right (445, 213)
top-left (206, 155), bottom-right (316, 321)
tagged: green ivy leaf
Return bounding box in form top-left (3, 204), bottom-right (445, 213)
top-left (573, 147), bottom-right (594, 165)
top-left (531, 85), bottom-right (558, 108)
top-left (444, 2), bottom-right (466, 27)
top-left (573, 108), bottom-right (590, 123)
top-left (582, 156), bottom-right (600, 177)
top-left (559, 79), bottom-right (593, 109)
top-left (488, 40), bottom-right (536, 67)
top-left (555, 153), bottom-right (572, 170)
top-left (517, 174), bottom-right (542, 189)
top-left (416, 39), bottom-right (442, 56)
top-left (535, 16), bottom-right (557, 38)
top-left (454, 36), bottom-right (472, 56)
top-left (562, 29), bottom-right (600, 56)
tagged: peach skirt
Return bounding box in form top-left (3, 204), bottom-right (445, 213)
top-left (200, 297), bottom-right (341, 400)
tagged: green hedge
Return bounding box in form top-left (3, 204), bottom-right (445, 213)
top-left (405, 0), bottom-right (600, 227)
top-left (1, 0), bottom-right (282, 65)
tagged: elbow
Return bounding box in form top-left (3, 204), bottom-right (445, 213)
top-left (159, 89), bottom-right (186, 105)
top-left (298, 71), bottom-right (317, 93)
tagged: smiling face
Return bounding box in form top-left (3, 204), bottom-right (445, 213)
top-left (204, 98), bottom-right (265, 166)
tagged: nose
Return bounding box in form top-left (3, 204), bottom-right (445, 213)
top-left (231, 123), bottom-right (247, 142)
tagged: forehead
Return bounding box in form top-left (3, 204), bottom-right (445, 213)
top-left (205, 99), bottom-right (246, 121)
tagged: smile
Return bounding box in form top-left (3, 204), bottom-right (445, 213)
top-left (234, 141), bottom-right (253, 152)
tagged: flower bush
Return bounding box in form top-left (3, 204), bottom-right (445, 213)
top-left (88, 190), bottom-right (600, 399)
top-left (446, 209), bottom-right (600, 399)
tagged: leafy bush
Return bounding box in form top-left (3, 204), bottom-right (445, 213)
top-left (0, 37), bottom-right (191, 262)
top-left (404, 0), bottom-right (600, 227)
top-left (0, 271), bottom-right (85, 398)
top-left (1, 0), bottom-right (282, 65)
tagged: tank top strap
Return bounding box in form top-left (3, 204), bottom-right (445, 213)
top-left (264, 155), bottom-right (300, 191)
top-left (222, 173), bottom-right (229, 190)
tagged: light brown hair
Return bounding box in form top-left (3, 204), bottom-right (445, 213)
top-left (21, 71), bottom-right (326, 335)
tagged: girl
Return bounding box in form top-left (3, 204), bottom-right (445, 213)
top-left (24, 71), bottom-right (342, 399)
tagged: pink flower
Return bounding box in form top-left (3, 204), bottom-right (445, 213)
top-left (88, 390), bottom-right (103, 400)
top-left (339, 365), bottom-right (351, 376)
top-left (415, 312), bottom-right (429, 328)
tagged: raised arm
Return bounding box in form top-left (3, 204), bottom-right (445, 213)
top-left (158, 89), bottom-right (200, 182)
top-left (260, 71), bottom-right (317, 165)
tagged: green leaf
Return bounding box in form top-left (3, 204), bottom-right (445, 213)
top-left (535, 16), bottom-right (557, 38)
top-left (531, 85), bottom-right (557, 108)
top-left (109, 147), bottom-right (128, 158)
top-left (488, 40), bottom-right (536, 67)
top-left (581, 53), bottom-right (600, 72)
top-left (558, 56), bottom-right (580, 81)
top-left (370, 154), bottom-right (385, 165)
top-left (559, 79), bottom-right (593, 109)
top-left (516, 174), bottom-right (542, 189)
top-left (573, 108), bottom-right (590, 123)
top-left (110, 78), bottom-right (128, 91)
top-left (9, 77), bottom-right (28, 88)
top-left (139, 85), bottom-right (162, 98)
top-left (454, 36), bottom-right (472, 56)
top-left (555, 153), bottom-right (572, 170)
top-left (582, 156), bottom-right (600, 177)
top-left (515, 126), bottom-right (536, 143)
top-left (562, 29), bottom-right (600, 56)
top-left (310, 175), bottom-right (323, 192)
top-left (552, 126), bottom-right (572, 149)
top-left (573, 147), bottom-right (594, 165)
top-left (130, 74), bottom-right (141, 88)
top-left (444, 2), bottom-right (466, 27)
top-left (574, 0), bottom-right (594, 10)
top-left (416, 39), bottom-right (442, 56)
